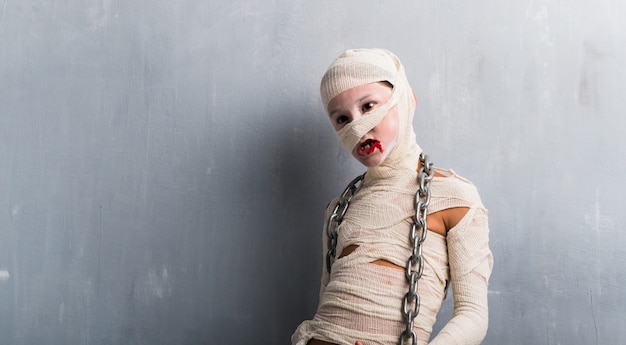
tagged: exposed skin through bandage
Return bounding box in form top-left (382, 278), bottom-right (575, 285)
top-left (357, 139), bottom-right (384, 157)
top-left (338, 206), bottom-right (471, 271)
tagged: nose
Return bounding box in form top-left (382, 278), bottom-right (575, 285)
top-left (348, 109), bottom-right (362, 123)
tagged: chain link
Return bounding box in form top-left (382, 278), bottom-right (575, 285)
top-left (400, 153), bottom-right (433, 345)
top-left (326, 172), bottom-right (366, 273)
top-left (324, 154), bottom-right (433, 345)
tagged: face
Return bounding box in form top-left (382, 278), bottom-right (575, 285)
top-left (326, 82), bottom-right (400, 167)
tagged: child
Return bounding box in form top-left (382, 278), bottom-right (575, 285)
top-left (291, 49), bottom-right (493, 345)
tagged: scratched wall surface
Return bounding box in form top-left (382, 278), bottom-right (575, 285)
top-left (0, 1), bottom-right (625, 344)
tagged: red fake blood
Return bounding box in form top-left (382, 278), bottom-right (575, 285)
top-left (357, 139), bottom-right (384, 156)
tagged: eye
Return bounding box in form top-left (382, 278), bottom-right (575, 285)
top-left (362, 102), bottom-right (375, 112)
top-left (336, 115), bottom-right (349, 125)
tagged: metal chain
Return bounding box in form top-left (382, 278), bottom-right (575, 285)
top-left (324, 153), bottom-right (434, 345)
top-left (325, 172), bottom-right (366, 273)
top-left (399, 153), bottom-right (434, 345)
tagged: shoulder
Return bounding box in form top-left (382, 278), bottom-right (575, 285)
top-left (429, 168), bottom-right (485, 210)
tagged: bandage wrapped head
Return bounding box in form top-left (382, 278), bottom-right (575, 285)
top-left (320, 48), bottom-right (421, 177)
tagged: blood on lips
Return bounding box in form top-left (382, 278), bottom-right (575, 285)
top-left (357, 139), bottom-right (384, 156)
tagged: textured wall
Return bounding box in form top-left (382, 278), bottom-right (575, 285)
top-left (1, 1), bottom-right (625, 344)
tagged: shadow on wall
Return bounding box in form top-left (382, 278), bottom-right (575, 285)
top-left (208, 101), bottom-right (338, 343)
top-left (266, 105), bottom-right (333, 341)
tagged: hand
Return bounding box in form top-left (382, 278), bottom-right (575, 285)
top-left (355, 342), bottom-right (364, 345)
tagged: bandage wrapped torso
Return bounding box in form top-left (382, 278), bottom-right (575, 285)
top-left (291, 168), bottom-right (493, 345)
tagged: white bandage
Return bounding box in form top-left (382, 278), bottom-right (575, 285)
top-left (429, 208), bottom-right (494, 345)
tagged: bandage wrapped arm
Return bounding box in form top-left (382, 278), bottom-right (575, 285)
top-left (429, 208), bottom-right (493, 345)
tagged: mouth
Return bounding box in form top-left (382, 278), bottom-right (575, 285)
top-left (356, 139), bottom-right (383, 157)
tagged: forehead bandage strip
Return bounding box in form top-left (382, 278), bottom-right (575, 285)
top-left (320, 49), bottom-right (400, 109)
top-left (336, 90), bottom-right (399, 153)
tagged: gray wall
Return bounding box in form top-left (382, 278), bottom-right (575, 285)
top-left (1, 1), bottom-right (625, 344)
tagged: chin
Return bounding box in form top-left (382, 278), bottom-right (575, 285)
top-left (354, 156), bottom-right (385, 168)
